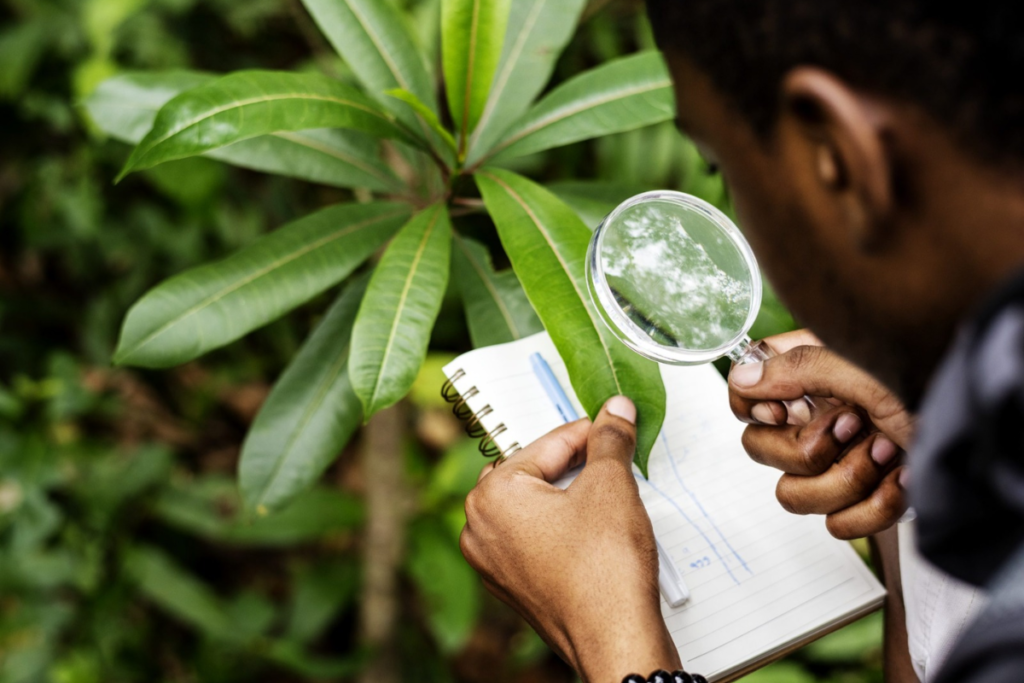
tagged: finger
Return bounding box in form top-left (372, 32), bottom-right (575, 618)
top-left (749, 401), bottom-right (788, 426)
top-left (730, 330), bottom-right (823, 426)
top-left (476, 462), bottom-right (496, 484)
top-left (775, 433), bottom-right (902, 514)
top-left (732, 329), bottom-right (824, 426)
top-left (760, 328), bottom-right (823, 355)
top-left (824, 466), bottom-right (908, 539)
top-left (728, 345), bottom-right (903, 429)
top-left (585, 396), bottom-right (637, 469)
top-left (741, 407), bottom-right (863, 475)
top-left (500, 417), bottom-right (592, 482)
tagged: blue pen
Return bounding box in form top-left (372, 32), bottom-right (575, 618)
top-left (530, 352), bottom-right (580, 422)
top-left (529, 351), bottom-right (689, 607)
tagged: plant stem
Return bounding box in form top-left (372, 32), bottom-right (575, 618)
top-left (358, 401), bottom-right (407, 683)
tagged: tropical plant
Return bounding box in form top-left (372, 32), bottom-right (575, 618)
top-left (85, 0), bottom-right (680, 516)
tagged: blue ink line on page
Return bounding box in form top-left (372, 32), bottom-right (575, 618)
top-left (636, 472), bottom-right (741, 586)
top-left (662, 434), bottom-right (752, 575)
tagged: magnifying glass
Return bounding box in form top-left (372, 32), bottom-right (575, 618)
top-left (586, 190), bottom-right (823, 420)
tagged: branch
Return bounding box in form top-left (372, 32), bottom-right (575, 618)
top-left (357, 402), bottom-right (407, 683)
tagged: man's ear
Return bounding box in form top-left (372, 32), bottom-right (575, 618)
top-left (780, 67), bottom-right (894, 251)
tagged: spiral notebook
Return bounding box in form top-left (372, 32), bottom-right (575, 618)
top-left (442, 332), bottom-right (885, 682)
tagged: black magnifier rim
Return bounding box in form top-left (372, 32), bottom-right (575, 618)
top-left (586, 191), bottom-right (762, 366)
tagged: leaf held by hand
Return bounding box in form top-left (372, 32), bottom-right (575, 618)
top-left (476, 168), bottom-right (665, 472)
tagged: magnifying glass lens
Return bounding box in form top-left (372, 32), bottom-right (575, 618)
top-left (587, 192), bottom-right (762, 366)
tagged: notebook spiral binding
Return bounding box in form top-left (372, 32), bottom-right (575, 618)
top-left (441, 369), bottom-right (522, 461)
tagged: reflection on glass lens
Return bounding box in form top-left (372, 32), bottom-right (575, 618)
top-left (598, 198), bottom-right (753, 353)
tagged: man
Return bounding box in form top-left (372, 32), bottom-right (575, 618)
top-left (459, 2), bottom-right (1024, 682)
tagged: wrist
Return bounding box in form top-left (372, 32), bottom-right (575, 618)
top-left (569, 602), bottom-right (681, 683)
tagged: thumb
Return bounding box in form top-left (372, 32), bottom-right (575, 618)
top-left (585, 396), bottom-right (638, 469)
top-left (729, 345), bottom-right (880, 404)
top-left (728, 345), bottom-right (908, 435)
top-left (500, 418), bottom-right (592, 482)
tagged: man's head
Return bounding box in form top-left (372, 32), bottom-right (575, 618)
top-left (648, 0), bottom-right (1024, 405)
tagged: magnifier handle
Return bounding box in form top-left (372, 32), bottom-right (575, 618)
top-left (733, 339), bottom-right (831, 423)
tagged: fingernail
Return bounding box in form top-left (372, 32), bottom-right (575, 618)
top-left (750, 403), bottom-right (778, 425)
top-left (786, 399), bottom-right (811, 426)
top-left (605, 396), bottom-right (636, 424)
top-left (832, 413), bottom-right (862, 443)
top-left (871, 435), bottom-right (898, 466)
top-left (898, 468), bottom-right (910, 490)
top-left (730, 362), bottom-right (763, 388)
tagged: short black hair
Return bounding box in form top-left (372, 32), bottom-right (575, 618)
top-left (647, 0), bottom-right (1024, 167)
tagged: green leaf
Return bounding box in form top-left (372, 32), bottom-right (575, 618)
top-left (441, 0), bottom-right (511, 149)
top-left (300, 0), bottom-right (436, 130)
top-left (226, 592), bottom-right (276, 641)
top-left (240, 275), bottom-right (369, 516)
top-left (485, 52), bottom-right (676, 164)
top-left (286, 559), bottom-right (359, 644)
top-left (228, 489), bottom-right (363, 545)
top-left (210, 130), bottom-right (404, 193)
top-left (114, 202), bottom-right (411, 368)
top-left (451, 234), bottom-right (542, 347)
top-left (124, 546), bottom-right (230, 638)
top-left (151, 478), bottom-right (364, 547)
top-left (739, 661), bottom-right (816, 683)
top-left (803, 611), bottom-right (883, 663)
top-left (385, 88), bottom-right (457, 154)
top-left (749, 281), bottom-right (798, 341)
top-left (0, 18), bottom-right (49, 99)
top-left (85, 72), bottom-right (403, 192)
top-left (349, 204), bottom-right (452, 417)
top-left (423, 438), bottom-right (487, 507)
top-left (83, 70), bottom-right (214, 141)
top-left (263, 641), bottom-right (363, 680)
top-left (406, 519), bottom-right (480, 652)
top-left (476, 168), bottom-right (665, 472)
top-left (546, 180), bottom-right (648, 229)
top-left (116, 70), bottom-right (414, 181)
top-left (465, 0), bottom-right (585, 166)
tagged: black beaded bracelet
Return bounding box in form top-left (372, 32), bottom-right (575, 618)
top-left (621, 670), bottom-right (708, 683)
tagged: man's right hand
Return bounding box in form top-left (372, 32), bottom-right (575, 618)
top-left (727, 330), bottom-right (916, 539)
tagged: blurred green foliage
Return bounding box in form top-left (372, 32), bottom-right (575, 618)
top-left (0, 0), bottom-right (870, 681)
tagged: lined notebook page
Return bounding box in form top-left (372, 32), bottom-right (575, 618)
top-left (444, 333), bottom-right (885, 682)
